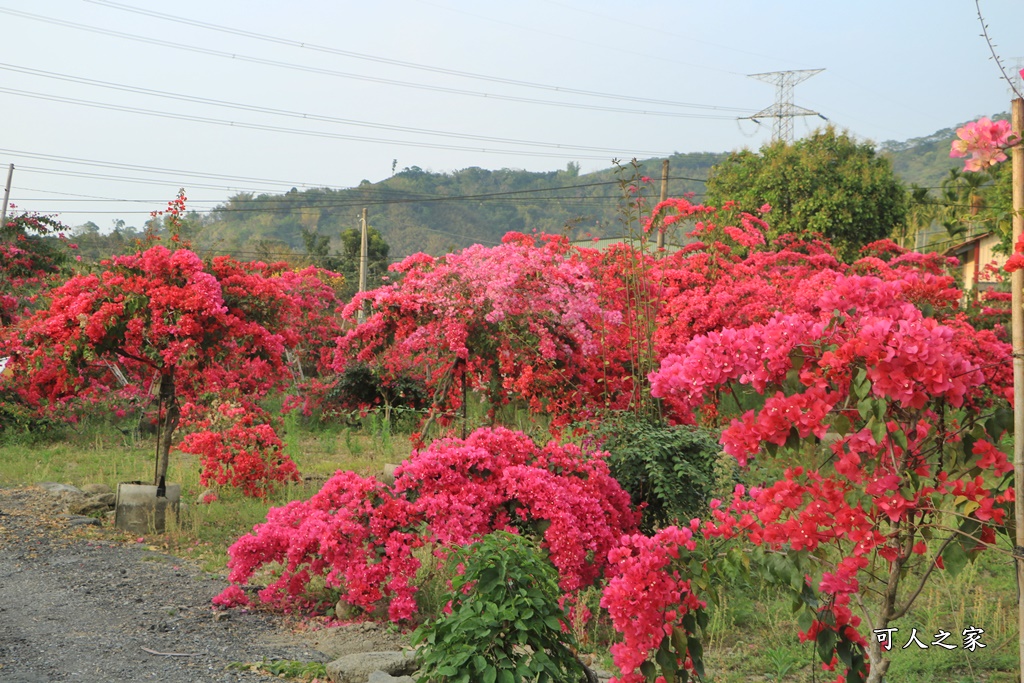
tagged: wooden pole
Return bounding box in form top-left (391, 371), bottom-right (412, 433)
top-left (656, 159), bottom-right (669, 250)
top-left (0, 164), bottom-right (13, 232)
top-left (358, 207), bottom-right (369, 323)
top-left (1010, 95), bottom-right (1024, 683)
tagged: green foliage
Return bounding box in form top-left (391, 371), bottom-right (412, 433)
top-left (596, 415), bottom-right (718, 533)
top-left (412, 531), bottom-right (585, 683)
top-left (227, 658), bottom-right (327, 681)
top-left (329, 361), bottom-right (429, 413)
top-left (196, 155), bottom-right (721, 262)
top-left (705, 126), bottom-right (907, 259)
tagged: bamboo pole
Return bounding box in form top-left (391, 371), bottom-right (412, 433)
top-left (358, 207), bottom-right (368, 323)
top-left (1010, 95), bottom-right (1024, 681)
top-left (657, 159), bottom-right (669, 250)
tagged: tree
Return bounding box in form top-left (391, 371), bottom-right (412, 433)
top-left (5, 246), bottom-right (302, 496)
top-left (705, 127), bottom-right (907, 259)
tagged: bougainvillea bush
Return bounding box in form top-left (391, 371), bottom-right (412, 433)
top-left (2, 244), bottom-right (305, 495)
top-left (639, 199), bottom-right (1014, 682)
top-left (332, 233), bottom-right (628, 433)
top-left (214, 426), bottom-right (639, 621)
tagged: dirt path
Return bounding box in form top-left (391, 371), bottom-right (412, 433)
top-left (0, 486), bottom-right (325, 683)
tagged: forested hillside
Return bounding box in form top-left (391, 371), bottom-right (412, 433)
top-left (108, 116), bottom-right (1007, 264)
top-left (195, 153), bottom-right (725, 261)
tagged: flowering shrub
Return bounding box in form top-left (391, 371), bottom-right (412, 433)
top-left (649, 242), bottom-right (1012, 681)
top-left (333, 234), bottom-right (623, 431)
top-left (215, 427), bottom-right (639, 621)
top-left (178, 403), bottom-right (299, 498)
top-left (601, 526), bottom-right (707, 683)
top-left (2, 244), bottom-right (302, 493)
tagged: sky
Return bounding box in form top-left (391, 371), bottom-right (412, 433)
top-left (1, 0), bottom-right (1022, 231)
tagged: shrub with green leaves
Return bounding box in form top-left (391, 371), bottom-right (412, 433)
top-left (412, 531), bottom-right (586, 683)
top-left (597, 415), bottom-right (718, 533)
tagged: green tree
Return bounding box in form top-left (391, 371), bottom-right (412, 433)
top-left (339, 224), bottom-right (390, 296)
top-left (705, 127), bottom-right (907, 259)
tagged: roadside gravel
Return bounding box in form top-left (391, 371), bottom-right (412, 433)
top-left (0, 486), bottom-right (324, 683)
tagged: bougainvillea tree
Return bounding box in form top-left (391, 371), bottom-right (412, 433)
top-left (642, 199), bottom-right (1014, 682)
top-left (333, 233), bottom-right (624, 434)
top-left (3, 244), bottom-right (304, 496)
top-left (214, 426), bottom-right (638, 620)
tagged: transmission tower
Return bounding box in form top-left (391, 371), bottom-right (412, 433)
top-left (741, 69), bottom-right (826, 143)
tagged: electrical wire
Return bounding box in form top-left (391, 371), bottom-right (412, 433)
top-left (86, 0), bottom-right (753, 112)
top-left (0, 86), bottom-right (680, 161)
top-left (0, 7), bottom-right (748, 120)
top-left (0, 63), bottom-right (679, 156)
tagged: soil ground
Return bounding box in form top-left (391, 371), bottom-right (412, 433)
top-left (0, 485), bottom-right (395, 683)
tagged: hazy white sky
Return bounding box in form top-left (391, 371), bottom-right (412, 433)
top-left (1, 0), bottom-right (1021, 229)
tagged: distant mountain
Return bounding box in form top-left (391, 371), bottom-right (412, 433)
top-left (196, 117), bottom-right (1001, 262)
top-left (197, 152), bottom-right (726, 262)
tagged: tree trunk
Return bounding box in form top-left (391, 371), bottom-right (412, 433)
top-left (864, 642), bottom-right (890, 683)
top-left (154, 370), bottom-right (179, 495)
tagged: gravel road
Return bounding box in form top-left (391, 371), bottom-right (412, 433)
top-left (0, 486), bottom-right (325, 683)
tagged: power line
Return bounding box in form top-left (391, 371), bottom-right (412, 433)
top-left (0, 8), bottom-right (747, 120)
top-left (13, 175), bottom-right (709, 212)
top-left (86, 0), bottom-right (753, 113)
top-left (0, 63), bottom-right (677, 157)
top-left (0, 86), bottom-right (676, 161)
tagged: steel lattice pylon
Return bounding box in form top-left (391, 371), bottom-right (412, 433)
top-left (742, 69), bottom-right (826, 143)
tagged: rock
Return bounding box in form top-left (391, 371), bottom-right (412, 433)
top-left (381, 464), bottom-right (399, 485)
top-left (325, 651), bottom-right (417, 683)
top-left (37, 482), bottom-right (83, 497)
top-left (368, 672), bottom-right (416, 683)
top-left (196, 489), bottom-right (218, 504)
top-left (59, 514), bottom-right (101, 527)
top-left (80, 483), bottom-right (113, 496)
top-left (307, 622), bottom-right (409, 659)
top-left (93, 492), bottom-right (116, 507)
top-left (68, 498), bottom-right (111, 516)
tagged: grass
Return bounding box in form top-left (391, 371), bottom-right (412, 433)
top-left (0, 412), bottom-right (410, 572)
top-left (0, 413), bottom-right (1020, 683)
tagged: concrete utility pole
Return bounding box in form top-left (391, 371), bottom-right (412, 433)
top-left (1009, 95), bottom-right (1024, 683)
top-left (1, 164), bottom-right (13, 231)
top-left (741, 69), bottom-right (826, 143)
top-left (656, 159), bottom-right (669, 250)
top-left (358, 207), bottom-right (369, 323)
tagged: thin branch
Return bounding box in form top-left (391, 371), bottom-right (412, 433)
top-left (890, 534), bottom-right (955, 620)
top-left (975, 0), bottom-right (1022, 99)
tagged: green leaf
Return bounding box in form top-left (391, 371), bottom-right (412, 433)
top-left (640, 661), bottom-right (658, 681)
top-left (869, 418), bottom-right (887, 445)
top-left (941, 539), bottom-right (969, 577)
top-left (482, 667), bottom-right (497, 683)
top-left (836, 638), bottom-right (853, 668)
top-left (832, 413), bottom-right (851, 436)
top-left (816, 628), bottom-right (837, 664)
top-left (853, 368), bottom-right (870, 400)
top-left (797, 609), bottom-right (814, 633)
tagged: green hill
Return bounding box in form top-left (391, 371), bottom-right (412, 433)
top-left (192, 116), bottom-right (1005, 263)
top-left (197, 153), bottom-right (725, 262)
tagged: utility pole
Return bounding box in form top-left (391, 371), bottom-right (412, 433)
top-left (358, 207), bottom-right (369, 323)
top-left (656, 159), bottom-right (669, 250)
top-left (741, 69), bottom-right (826, 143)
top-left (0, 164), bottom-right (13, 231)
top-left (1010, 95), bottom-right (1024, 683)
